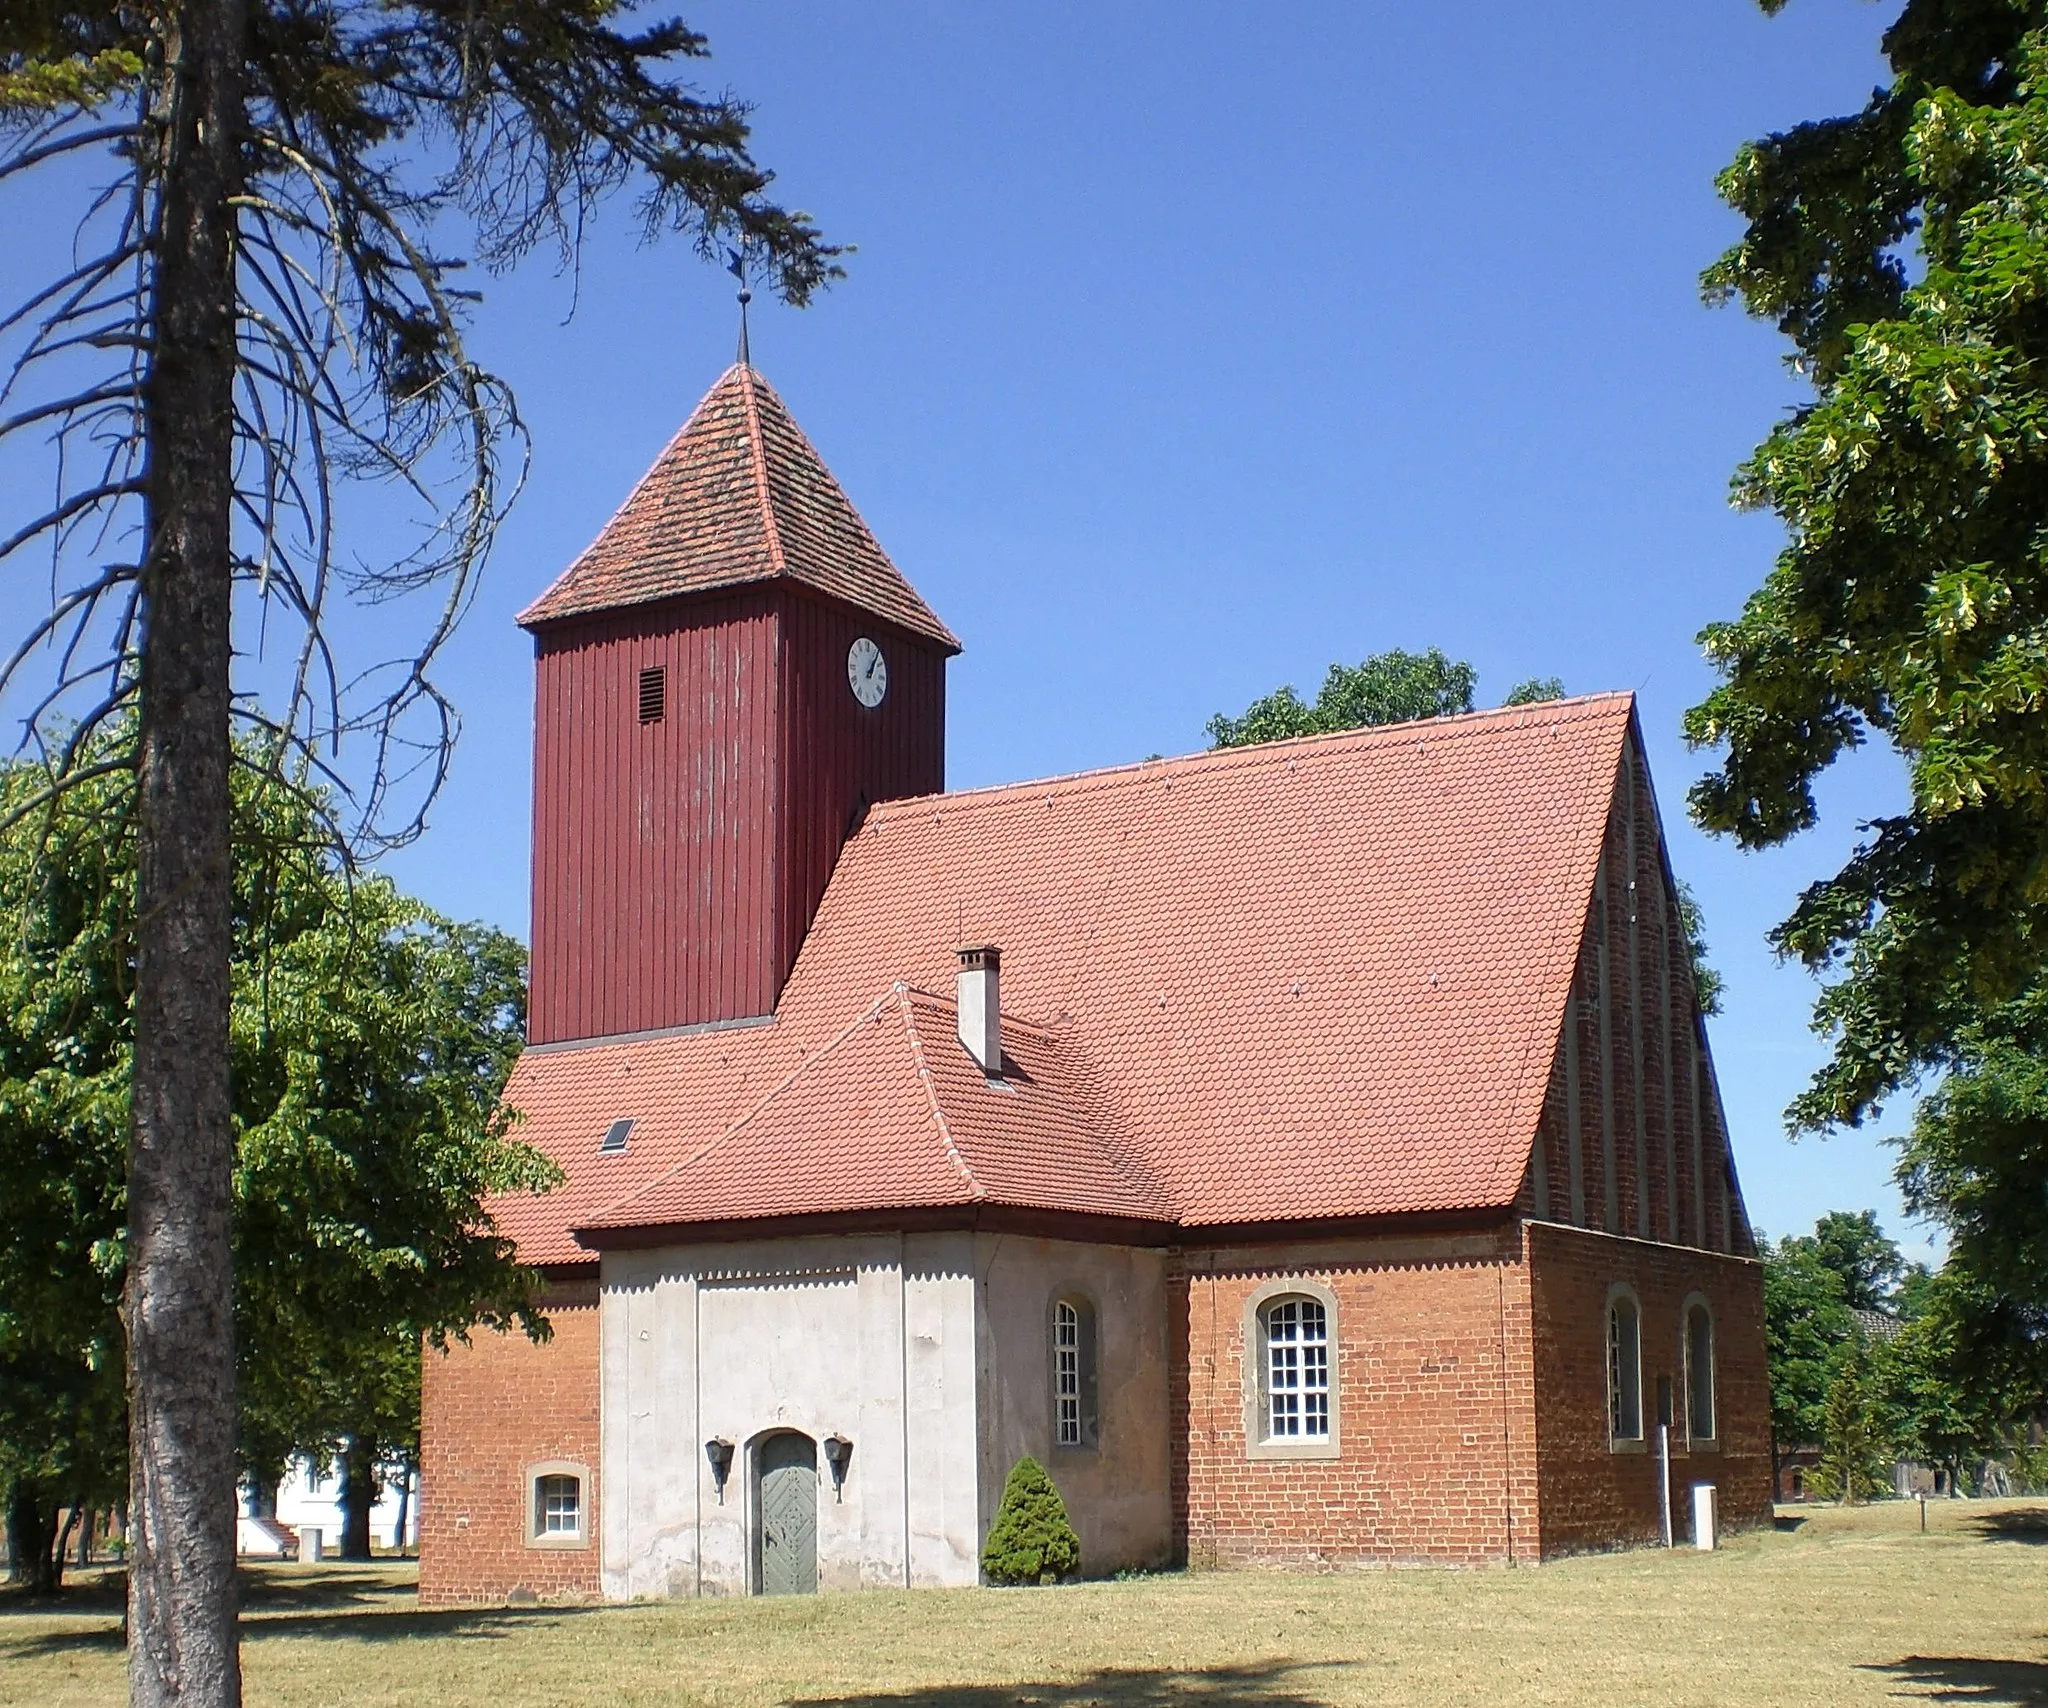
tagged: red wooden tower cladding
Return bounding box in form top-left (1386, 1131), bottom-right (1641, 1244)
top-left (518, 365), bottom-right (959, 1046)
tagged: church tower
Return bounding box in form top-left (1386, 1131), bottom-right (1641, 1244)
top-left (518, 365), bottom-right (958, 1046)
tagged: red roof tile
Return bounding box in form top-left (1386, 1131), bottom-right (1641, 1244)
top-left (493, 695), bottom-right (1635, 1264)
top-left (583, 988), bottom-right (1173, 1232)
top-left (516, 365), bottom-right (959, 649)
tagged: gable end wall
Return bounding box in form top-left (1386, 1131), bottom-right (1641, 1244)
top-left (1520, 722), bottom-right (1753, 1257)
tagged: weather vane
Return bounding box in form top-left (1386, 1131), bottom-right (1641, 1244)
top-left (726, 246), bottom-right (753, 367)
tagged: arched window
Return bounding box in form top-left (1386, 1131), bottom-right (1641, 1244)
top-left (1051, 1295), bottom-right (1099, 1449)
top-left (1685, 1299), bottom-right (1716, 1443)
top-left (1261, 1296), bottom-right (1331, 1442)
top-left (1607, 1289), bottom-right (1643, 1444)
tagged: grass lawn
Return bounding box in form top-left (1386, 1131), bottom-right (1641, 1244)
top-left (6, 1501), bottom-right (2048, 1707)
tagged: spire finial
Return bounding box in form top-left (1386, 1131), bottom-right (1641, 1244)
top-left (725, 246), bottom-right (753, 368)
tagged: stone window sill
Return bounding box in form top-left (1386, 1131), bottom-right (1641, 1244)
top-left (1247, 1438), bottom-right (1341, 1462)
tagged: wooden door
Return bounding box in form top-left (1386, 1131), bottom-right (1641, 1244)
top-left (755, 1433), bottom-right (818, 1596)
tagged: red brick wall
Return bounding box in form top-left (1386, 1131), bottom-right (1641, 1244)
top-left (1172, 1229), bottom-right (1540, 1568)
top-left (1526, 1220), bottom-right (1772, 1557)
top-left (419, 1279), bottom-right (602, 1605)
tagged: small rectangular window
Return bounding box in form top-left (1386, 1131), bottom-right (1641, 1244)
top-left (599, 1118), bottom-right (633, 1154)
top-left (638, 665), bottom-right (666, 724)
top-left (535, 1474), bottom-right (580, 1536)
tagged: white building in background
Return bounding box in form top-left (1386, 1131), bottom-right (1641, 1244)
top-left (237, 1454), bottom-right (419, 1557)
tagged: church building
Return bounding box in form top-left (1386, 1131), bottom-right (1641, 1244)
top-left (417, 363), bottom-right (1772, 1605)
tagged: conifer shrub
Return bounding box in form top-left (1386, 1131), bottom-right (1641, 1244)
top-left (980, 1456), bottom-right (1080, 1585)
top-left (1808, 1341), bottom-right (1894, 1504)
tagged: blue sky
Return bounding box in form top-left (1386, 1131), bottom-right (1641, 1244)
top-left (3, 3), bottom-right (1933, 1256)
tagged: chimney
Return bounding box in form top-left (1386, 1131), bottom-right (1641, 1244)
top-left (956, 945), bottom-right (1002, 1076)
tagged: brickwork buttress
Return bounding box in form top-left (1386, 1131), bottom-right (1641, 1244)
top-left (1521, 729), bottom-right (1754, 1260)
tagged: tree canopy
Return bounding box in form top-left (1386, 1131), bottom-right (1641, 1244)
top-left (1205, 647), bottom-right (1571, 747)
top-left (1758, 1207), bottom-right (2030, 1495)
top-left (1687, 2), bottom-right (2048, 1131)
top-left (1205, 648), bottom-right (1485, 747)
top-left (1761, 1229), bottom-right (1859, 1458)
top-left (0, 748), bottom-right (551, 1590)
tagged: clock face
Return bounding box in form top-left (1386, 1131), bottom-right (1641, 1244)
top-left (847, 636), bottom-right (887, 708)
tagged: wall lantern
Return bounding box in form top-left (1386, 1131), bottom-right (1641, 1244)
top-left (704, 1437), bottom-right (735, 1503)
top-left (823, 1433), bottom-right (853, 1501)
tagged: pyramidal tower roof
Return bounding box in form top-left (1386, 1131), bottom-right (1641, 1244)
top-left (518, 364), bottom-right (960, 649)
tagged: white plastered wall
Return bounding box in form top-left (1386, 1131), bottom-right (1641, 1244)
top-left (599, 1231), bottom-right (981, 1598)
top-left (974, 1233), bottom-right (1174, 1574)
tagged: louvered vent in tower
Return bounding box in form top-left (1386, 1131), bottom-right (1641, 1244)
top-left (637, 666), bottom-right (666, 724)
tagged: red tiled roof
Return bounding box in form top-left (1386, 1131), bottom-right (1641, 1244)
top-left (516, 365), bottom-right (960, 649)
top-left (582, 988), bottom-right (1174, 1232)
top-left (493, 695), bottom-right (1635, 1265)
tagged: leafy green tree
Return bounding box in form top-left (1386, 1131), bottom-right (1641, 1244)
top-left (1687, 6), bottom-right (2048, 1135)
top-left (981, 1457), bottom-right (1081, 1586)
top-left (1809, 1339), bottom-right (1894, 1504)
top-left (1897, 990), bottom-right (2048, 1327)
top-left (1206, 648), bottom-right (1480, 746)
top-left (1806, 1210), bottom-right (1910, 1314)
top-left (2, 5), bottom-right (830, 1695)
top-left (0, 749), bottom-right (554, 1586)
top-left (1892, 994), bottom-right (2048, 1436)
top-left (1872, 1277), bottom-right (2004, 1494)
top-left (1503, 676), bottom-right (1567, 706)
top-left (0, 762), bottom-right (143, 1594)
top-left (1761, 1232), bottom-right (1857, 1473)
top-left (1673, 880), bottom-right (1726, 1019)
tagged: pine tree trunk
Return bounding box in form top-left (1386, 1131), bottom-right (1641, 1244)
top-left (338, 1441), bottom-right (379, 1562)
top-left (127, 0), bottom-right (246, 1703)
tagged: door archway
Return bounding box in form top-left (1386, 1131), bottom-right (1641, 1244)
top-left (753, 1431), bottom-right (818, 1596)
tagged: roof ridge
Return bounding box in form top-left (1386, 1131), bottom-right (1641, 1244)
top-left (866, 692), bottom-right (1637, 823)
top-left (736, 364), bottom-right (789, 577)
top-left (892, 984), bottom-right (986, 1201)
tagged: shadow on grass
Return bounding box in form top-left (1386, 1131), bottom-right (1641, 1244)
top-left (1968, 1508), bottom-right (2048, 1546)
top-left (0, 1561), bottom-right (416, 1622)
top-left (794, 1659), bottom-right (1341, 1708)
top-left (1867, 1654), bottom-right (2048, 1704)
top-left (1773, 1515), bottom-right (1807, 1533)
top-left (2, 1598), bottom-right (604, 1661)
top-left (0, 1576), bottom-right (125, 1615)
